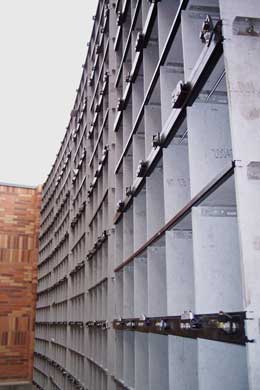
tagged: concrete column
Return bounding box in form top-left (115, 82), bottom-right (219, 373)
top-left (219, 2), bottom-right (260, 389)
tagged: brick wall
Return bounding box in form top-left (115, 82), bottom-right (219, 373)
top-left (0, 184), bottom-right (41, 384)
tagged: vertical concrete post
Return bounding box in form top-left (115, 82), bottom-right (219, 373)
top-left (219, 2), bottom-right (260, 389)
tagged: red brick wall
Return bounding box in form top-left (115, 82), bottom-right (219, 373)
top-left (0, 184), bottom-right (41, 383)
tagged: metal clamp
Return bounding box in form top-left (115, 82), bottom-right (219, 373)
top-left (116, 200), bottom-right (125, 212)
top-left (136, 160), bottom-right (148, 177)
top-left (200, 15), bottom-right (214, 46)
top-left (171, 81), bottom-right (190, 109)
top-left (135, 32), bottom-right (145, 52)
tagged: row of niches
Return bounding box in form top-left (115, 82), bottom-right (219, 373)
top-left (72, 188), bottom-right (87, 230)
top-left (73, 136), bottom-right (87, 172)
top-left (115, 205), bottom-right (242, 319)
top-left (114, 1), bottom-right (225, 181)
top-left (71, 98), bottom-right (87, 151)
top-left (115, 2), bottom-right (174, 108)
top-left (49, 367), bottom-right (66, 390)
top-left (37, 293), bottom-right (50, 309)
top-left (54, 149), bottom-right (72, 198)
top-left (88, 51), bottom-right (109, 115)
top-left (36, 306), bottom-right (51, 322)
top-left (52, 279), bottom-right (69, 304)
top-left (37, 251), bottom-right (69, 295)
top-left (72, 177), bottom-right (86, 221)
top-left (53, 256), bottom-right (69, 284)
top-left (33, 367), bottom-right (48, 390)
top-left (71, 150), bottom-right (87, 196)
top-left (54, 169), bottom-right (71, 216)
top-left (69, 349), bottom-right (85, 383)
top-left (87, 362), bottom-right (108, 390)
top-left (38, 254), bottom-right (54, 280)
top-left (36, 324), bottom-right (67, 347)
top-left (87, 5), bottom-right (110, 93)
top-left (38, 0), bottom-right (109, 215)
top-left (86, 327), bottom-right (108, 369)
top-left (78, 64), bottom-right (110, 230)
top-left (40, 206), bottom-right (55, 243)
top-left (71, 230), bottom-right (86, 270)
top-left (87, 201), bottom-right (109, 252)
top-left (41, 141), bottom-right (71, 220)
top-left (33, 354), bottom-right (86, 390)
top-left (37, 276), bottom-right (68, 308)
top-left (52, 343), bottom-right (67, 370)
top-left (39, 235), bottom-right (53, 263)
top-left (115, 63), bottom-right (228, 193)
top-left (115, 98), bottom-right (233, 256)
top-left (70, 294), bottom-right (85, 323)
top-left (88, 160), bottom-right (109, 216)
top-left (53, 301), bottom-right (68, 322)
top-left (88, 122), bottom-right (109, 184)
top-left (87, 280), bottom-right (108, 322)
top-left (114, 329), bottom-right (249, 390)
top-left (89, 150), bottom-right (109, 202)
top-left (89, 0), bottom-right (110, 57)
top-left (115, 159), bottom-right (241, 314)
top-left (51, 237), bottom-right (69, 273)
top-left (53, 196), bottom-right (70, 237)
top-left (87, 242), bottom-right (109, 289)
top-left (35, 324), bottom-right (51, 341)
top-left (115, 5), bottom-right (227, 193)
top-left (71, 267), bottom-right (85, 298)
top-left (115, 0), bottom-right (183, 82)
top-left (34, 338), bottom-right (49, 357)
top-left (37, 272), bottom-right (52, 293)
top-left (54, 211), bottom-right (70, 247)
top-left (39, 226), bottom-right (69, 269)
top-left (115, 0), bottom-right (221, 107)
top-left (39, 219), bottom-right (54, 256)
top-left (71, 132), bottom-right (87, 231)
top-left (34, 327), bottom-right (109, 389)
top-left (69, 326), bottom-right (85, 356)
top-left (71, 209), bottom-right (86, 246)
top-left (87, 63), bottom-right (109, 141)
top-left (38, 0), bottom-right (108, 216)
top-left (34, 355), bottom-right (49, 378)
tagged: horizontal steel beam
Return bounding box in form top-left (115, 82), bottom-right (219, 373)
top-left (113, 311), bottom-right (250, 345)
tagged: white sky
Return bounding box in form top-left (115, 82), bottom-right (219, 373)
top-left (0, 0), bottom-right (98, 186)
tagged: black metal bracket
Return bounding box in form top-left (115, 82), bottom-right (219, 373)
top-left (117, 98), bottom-right (125, 112)
top-left (136, 160), bottom-right (148, 177)
top-left (171, 81), bottom-right (191, 108)
top-left (152, 132), bottom-right (162, 148)
top-left (135, 32), bottom-right (145, 52)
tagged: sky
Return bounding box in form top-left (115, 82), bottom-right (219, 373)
top-left (0, 0), bottom-right (98, 186)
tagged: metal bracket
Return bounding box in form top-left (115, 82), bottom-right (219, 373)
top-left (96, 44), bottom-right (102, 55)
top-left (152, 132), bottom-right (162, 148)
top-left (125, 186), bottom-right (134, 197)
top-left (117, 11), bottom-right (124, 26)
top-left (136, 160), bottom-right (148, 177)
top-left (95, 103), bottom-right (101, 113)
top-left (117, 98), bottom-right (125, 112)
top-left (171, 81), bottom-right (191, 109)
top-left (135, 32), bottom-right (145, 52)
top-left (125, 72), bottom-right (132, 83)
top-left (200, 15), bottom-right (214, 45)
top-left (116, 200), bottom-right (125, 212)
